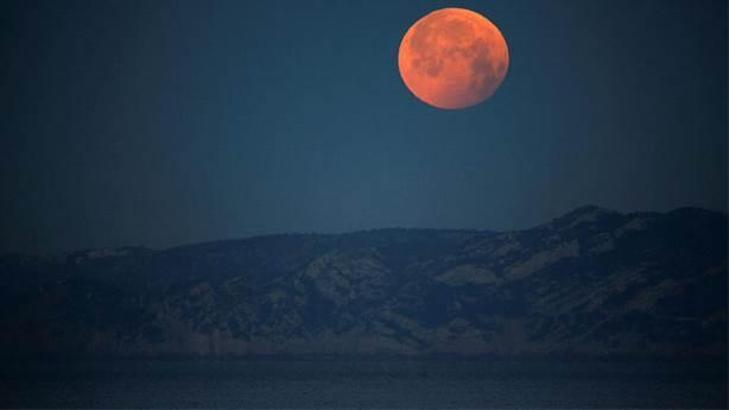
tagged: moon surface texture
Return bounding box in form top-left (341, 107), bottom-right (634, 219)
top-left (398, 8), bottom-right (509, 109)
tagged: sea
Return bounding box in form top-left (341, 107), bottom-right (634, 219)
top-left (0, 358), bottom-right (726, 408)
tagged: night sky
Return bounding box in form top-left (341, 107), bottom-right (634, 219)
top-left (1, 0), bottom-right (726, 253)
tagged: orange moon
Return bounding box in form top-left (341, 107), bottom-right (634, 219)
top-left (398, 8), bottom-right (509, 110)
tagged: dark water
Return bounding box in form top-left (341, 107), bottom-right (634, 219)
top-left (0, 358), bottom-right (726, 408)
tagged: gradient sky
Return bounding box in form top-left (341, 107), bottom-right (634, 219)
top-left (1, 0), bottom-right (726, 253)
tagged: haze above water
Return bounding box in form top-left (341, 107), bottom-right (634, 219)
top-left (1, 359), bottom-right (725, 409)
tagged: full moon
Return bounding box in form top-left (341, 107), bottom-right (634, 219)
top-left (398, 8), bottom-right (509, 110)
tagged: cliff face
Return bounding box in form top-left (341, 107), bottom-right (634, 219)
top-left (0, 206), bottom-right (726, 357)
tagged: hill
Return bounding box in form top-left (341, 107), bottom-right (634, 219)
top-left (0, 206), bottom-right (725, 357)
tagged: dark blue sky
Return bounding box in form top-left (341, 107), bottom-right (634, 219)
top-left (1, 0), bottom-right (726, 253)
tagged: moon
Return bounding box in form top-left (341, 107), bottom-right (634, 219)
top-left (398, 8), bottom-right (509, 110)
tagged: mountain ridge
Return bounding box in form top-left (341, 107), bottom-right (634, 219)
top-left (1, 205), bottom-right (721, 259)
top-left (0, 206), bottom-right (726, 358)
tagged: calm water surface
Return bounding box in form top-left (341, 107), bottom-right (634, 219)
top-left (0, 359), bottom-right (726, 408)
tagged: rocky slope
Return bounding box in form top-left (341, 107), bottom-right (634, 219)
top-left (0, 206), bottom-right (726, 357)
